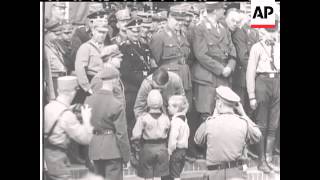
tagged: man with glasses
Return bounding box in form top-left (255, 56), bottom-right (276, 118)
top-left (134, 68), bottom-right (185, 120)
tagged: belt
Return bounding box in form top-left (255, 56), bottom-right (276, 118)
top-left (51, 72), bottom-right (67, 77)
top-left (93, 129), bottom-right (114, 135)
top-left (142, 138), bottom-right (167, 144)
top-left (207, 160), bottom-right (244, 171)
top-left (257, 72), bottom-right (280, 78)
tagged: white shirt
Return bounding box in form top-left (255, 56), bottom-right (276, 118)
top-left (168, 112), bottom-right (190, 155)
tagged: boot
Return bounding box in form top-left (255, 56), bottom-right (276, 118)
top-left (257, 135), bottom-right (271, 174)
top-left (266, 136), bottom-right (280, 173)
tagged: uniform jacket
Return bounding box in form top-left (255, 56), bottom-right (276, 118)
top-left (119, 40), bottom-right (153, 93)
top-left (75, 40), bottom-right (104, 92)
top-left (191, 18), bottom-right (237, 86)
top-left (44, 40), bottom-right (68, 76)
top-left (134, 72), bottom-right (185, 119)
top-left (85, 89), bottom-right (130, 162)
top-left (194, 113), bottom-right (261, 165)
top-left (150, 26), bottom-right (192, 90)
top-left (232, 25), bottom-right (259, 87)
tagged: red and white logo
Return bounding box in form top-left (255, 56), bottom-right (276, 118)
top-left (251, 0), bottom-right (277, 28)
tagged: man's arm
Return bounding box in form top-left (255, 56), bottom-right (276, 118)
top-left (194, 121), bottom-right (207, 147)
top-left (112, 103), bottom-right (131, 163)
top-left (134, 80), bottom-right (152, 119)
top-left (62, 111), bottom-right (92, 145)
top-left (149, 32), bottom-right (164, 65)
top-left (168, 119), bottom-right (179, 155)
top-left (75, 44), bottom-right (91, 92)
top-left (246, 44), bottom-right (259, 99)
top-left (232, 29), bottom-right (249, 69)
top-left (193, 25), bottom-right (225, 75)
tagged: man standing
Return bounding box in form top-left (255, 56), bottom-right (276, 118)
top-left (85, 67), bottom-right (130, 180)
top-left (246, 22), bottom-right (280, 174)
top-left (134, 68), bottom-right (185, 120)
top-left (119, 17), bottom-right (154, 139)
top-left (229, 10), bottom-right (259, 116)
top-left (44, 76), bottom-right (93, 180)
top-left (150, 4), bottom-right (193, 107)
top-left (74, 19), bottom-right (109, 104)
top-left (194, 86), bottom-right (261, 180)
top-left (192, 2), bottom-right (237, 122)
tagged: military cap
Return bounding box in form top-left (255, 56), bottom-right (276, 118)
top-left (60, 21), bottom-right (73, 33)
top-left (216, 86), bottom-right (240, 106)
top-left (100, 44), bottom-right (123, 61)
top-left (115, 8), bottom-right (131, 21)
top-left (87, 10), bottom-right (109, 19)
top-left (152, 10), bottom-right (168, 22)
top-left (57, 76), bottom-right (79, 91)
top-left (137, 11), bottom-right (153, 28)
top-left (92, 19), bottom-right (109, 32)
top-left (51, 2), bottom-right (66, 8)
top-left (125, 17), bottom-right (142, 32)
top-left (98, 66), bottom-right (120, 81)
top-left (44, 20), bottom-right (62, 32)
top-left (205, 2), bottom-right (226, 12)
top-left (169, 4), bottom-right (188, 21)
top-left (87, 3), bottom-right (104, 18)
top-left (147, 89), bottom-right (163, 113)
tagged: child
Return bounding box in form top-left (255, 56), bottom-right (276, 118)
top-left (131, 89), bottom-right (171, 180)
top-left (167, 95), bottom-right (190, 180)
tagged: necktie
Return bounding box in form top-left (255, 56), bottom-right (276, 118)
top-left (216, 24), bottom-right (220, 34)
top-left (269, 42), bottom-right (277, 71)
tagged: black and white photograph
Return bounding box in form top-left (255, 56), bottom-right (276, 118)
top-left (41, 1), bottom-right (280, 180)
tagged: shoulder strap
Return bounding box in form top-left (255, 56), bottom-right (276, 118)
top-left (45, 108), bottom-right (69, 140)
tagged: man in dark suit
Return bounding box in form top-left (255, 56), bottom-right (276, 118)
top-left (119, 17), bottom-right (154, 139)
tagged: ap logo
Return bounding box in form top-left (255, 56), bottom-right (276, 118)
top-left (251, 0), bottom-right (277, 28)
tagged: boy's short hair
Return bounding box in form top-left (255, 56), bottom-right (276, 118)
top-left (169, 95), bottom-right (189, 113)
top-left (152, 68), bottom-right (169, 86)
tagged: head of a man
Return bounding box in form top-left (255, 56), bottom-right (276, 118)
top-left (99, 67), bottom-right (120, 90)
top-left (215, 86), bottom-right (240, 114)
top-left (167, 6), bottom-right (185, 32)
top-left (168, 95), bottom-right (189, 116)
top-left (152, 68), bottom-right (169, 91)
top-left (126, 18), bottom-right (142, 42)
top-left (116, 9), bottom-right (131, 32)
top-left (206, 2), bottom-right (226, 21)
top-left (57, 76), bottom-right (80, 102)
top-left (225, 8), bottom-right (241, 31)
top-left (59, 22), bottom-right (73, 42)
top-left (50, 2), bottom-right (66, 21)
top-left (92, 20), bottom-right (109, 44)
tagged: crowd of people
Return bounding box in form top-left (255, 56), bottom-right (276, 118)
top-left (43, 2), bottom-right (280, 180)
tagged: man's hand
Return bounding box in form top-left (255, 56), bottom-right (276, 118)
top-left (234, 102), bottom-right (246, 117)
top-left (81, 104), bottom-right (92, 125)
top-left (222, 67), bottom-right (232, 77)
top-left (88, 89), bottom-right (93, 95)
top-left (249, 99), bottom-right (257, 110)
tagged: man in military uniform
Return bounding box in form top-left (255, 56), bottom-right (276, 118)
top-left (44, 76), bottom-right (93, 180)
top-left (150, 4), bottom-right (193, 108)
top-left (84, 67), bottom-right (130, 180)
top-left (118, 17), bottom-right (154, 139)
top-left (70, 3), bottom-right (113, 72)
top-left (44, 20), bottom-right (71, 101)
top-left (151, 10), bottom-right (168, 33)
top-left (134, 68), bottom-right (185, 120)
top-left (246, 22), bottom-right (280, 174)
top-left (74, 19), bottom-right (109, 104)
top-left (194, 86), bottom-right (261, 180)
top-left (191, 2), bottom-right (237, 122)
top-left (111, 8), bottom-right (131, 46)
